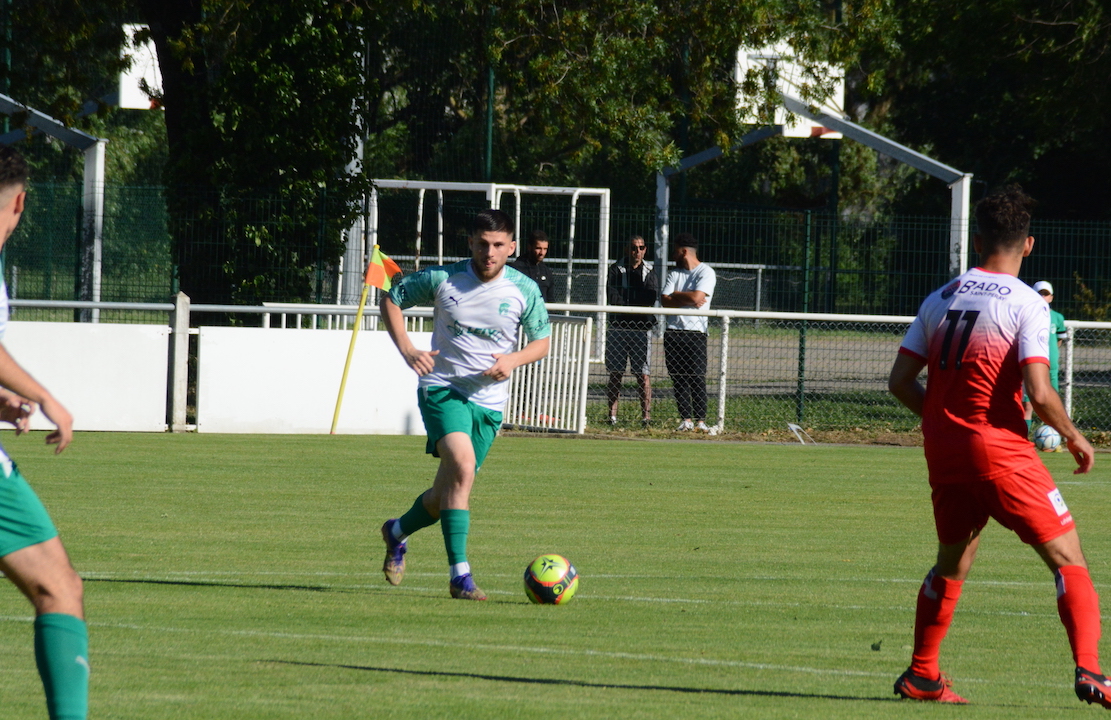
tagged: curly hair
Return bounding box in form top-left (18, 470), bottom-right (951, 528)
top-left (0, 146), bottom-right (28, 194)
top-left (975, 184), bottom-right (1036, 252)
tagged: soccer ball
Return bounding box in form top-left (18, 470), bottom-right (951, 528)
top-left (524, 554), bottom-right (579, 605)
top-left (1034, 425), bottom-right (1062, 452)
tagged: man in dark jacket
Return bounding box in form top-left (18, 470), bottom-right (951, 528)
top-left (605, 235), bottom-right (657, 425)
top-left (511, 230), bottom-right (555, 302)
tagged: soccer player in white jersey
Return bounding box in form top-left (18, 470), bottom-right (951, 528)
top-left (888, 186), bottom-right (1110, 707)
top-left (0, 147), bottom-right (88, 719)
top-left (378, 209), bottom-right (551, 600)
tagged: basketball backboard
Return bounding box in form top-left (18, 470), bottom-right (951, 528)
top-left (735, 42), bottom-right (844, 139)
top-left (119, 24), bottom-right (163, 110)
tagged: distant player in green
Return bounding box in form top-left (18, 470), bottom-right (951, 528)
top-left (378, 209), bottom-right (551, 600)
top-left (0, 147), bottom-right (88, 719)
top-left (1023, 280), bottom-right (1069, 432)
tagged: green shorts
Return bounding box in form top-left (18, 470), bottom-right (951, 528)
top-left (418, 385), bottom-right (503, 470)
top-left (0, 463), bottom-right (58, 558)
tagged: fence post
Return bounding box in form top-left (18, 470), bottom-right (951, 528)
top-left (796, 212), bottom-right (811, 423)
top-left (717, 316), bottom-right (729, 432)
top-left (1065, 326), bottom-right (1074, 419)
top-left (169, 291), bottom-right (190, 432)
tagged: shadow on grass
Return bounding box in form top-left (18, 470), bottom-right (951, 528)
top-left (84, 577), bottom-right (353, 594)
top-left (264, 659), bottom-right (895, 703)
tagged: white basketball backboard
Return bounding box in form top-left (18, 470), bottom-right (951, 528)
top-left (119, 24), bottom-right (162, 110)
top-left (735, 42), bottom-right (844, 139)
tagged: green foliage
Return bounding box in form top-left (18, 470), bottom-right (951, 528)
top-left (1072, 272), bottom-right (1111, 322)
top-left (856, 0), bottom-right (1111, 218)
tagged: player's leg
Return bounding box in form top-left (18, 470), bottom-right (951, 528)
top-left (381, 386), bottom-right (464, 585)
top-left (434, 404), bottom-right (499, 600)
top-left (1032, 530), bottom-right (1111, 706)
top-left (910, 532), bottom-right (979, 672)
top-left (2, 538), bottom-right (89, 720)
top-left (896, 481), bottom-right (982, 704)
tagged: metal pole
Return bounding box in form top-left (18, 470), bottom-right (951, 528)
top-left (566, 190), bottom-right (581, 309)
top-left (415, 188), bottom-right (425, 271)
top-left (796, 211), bottom-right (811, 423)
top-left (949, 173), bottom-right (972, 278)
top-left (169, 291), bottom-right (190, 432)
top-left (1065, 326), bottom-right (1075, 418)
top-left (717, 315), bottom-right (729, 432)
top-left (654, 173), bottom-right (670, 336)
top-left (80, 139), bottom-right (106, 323)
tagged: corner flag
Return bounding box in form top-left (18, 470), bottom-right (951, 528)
top-left (366, 245), bottom-right (402, 291)
top-left (331, 245), bottom-right (403, 434)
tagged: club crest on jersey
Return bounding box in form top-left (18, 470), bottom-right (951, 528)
top-left (957, 279), bottom-right (1012, 298)
top-left (940, 280), bottom-right (961, 299)
top-left (498, 301), bottom-right (510, 316)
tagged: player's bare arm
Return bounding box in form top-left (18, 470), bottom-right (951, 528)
top-left (888, 352), bottom-right (927, 417)
top-left (1023, 361), bottom-right (1094, 474)
top-left (0, 387), bottom-right (34, 434)
top-left (0, 343), bottom-right (71, 452)
top-left (380, 294), bottom-right (439, 376)
top-left (661, 290), bottom-right (707, 308)
top-left (483, 337), bottom-right (550, 382)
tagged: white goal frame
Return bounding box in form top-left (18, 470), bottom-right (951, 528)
top-left (341, 180), bottom-right (611, 310)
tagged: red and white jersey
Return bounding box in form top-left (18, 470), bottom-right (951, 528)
top-left (899, 267), bottom-right (1051, 482)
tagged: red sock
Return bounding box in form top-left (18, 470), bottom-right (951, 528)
top-left (910, 568), bottom-right (964, 679)
top-left (1057, 565), bottom-right (1102, 672)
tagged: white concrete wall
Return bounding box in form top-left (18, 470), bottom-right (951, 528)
top-left (4, 321), bottom-right (169, 432)
top-left (196, 326), bottom-right (430, 434)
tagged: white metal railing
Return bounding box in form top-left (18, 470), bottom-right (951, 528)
top-left (503, 316), bottom-right (592, 433)
top-left (9, 297), bottom-right (1111, 433)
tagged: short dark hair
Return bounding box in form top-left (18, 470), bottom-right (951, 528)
top-left (674, 232), bottom-right (698, 250)
top-left (473, 209), bottom-right (515, 237)
top-left (0, 146), bottom-right (28, 193)
top-left (975, 185), bottom-right (1035, 252)
top-left (527, 229), bottom-right (548, 247)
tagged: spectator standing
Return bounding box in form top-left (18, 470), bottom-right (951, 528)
top-left (605, 235), bottom-right (657, 426)
top-left (661, 233), bottom-right (717, 433)
top-left (511, 229), bottom-right (555, 302)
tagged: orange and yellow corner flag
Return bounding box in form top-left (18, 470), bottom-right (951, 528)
top-left (365, 245), bottom-right (403, 291)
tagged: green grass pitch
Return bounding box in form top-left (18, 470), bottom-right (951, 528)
top-left (1, 432), bottom-right (1110, 719)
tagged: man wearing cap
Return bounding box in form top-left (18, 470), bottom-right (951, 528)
top-left (661, 232), bottom-right (717, 433)
top-left (1024, 280), bottom-right (1069, 432)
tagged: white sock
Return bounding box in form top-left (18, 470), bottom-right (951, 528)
top-left (450, 562), bottom-right (471, 579)
top-left (390, 520), bottom-right (407, 543)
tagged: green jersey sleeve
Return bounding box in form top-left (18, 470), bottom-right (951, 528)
top-left (506, 267), bottom-right (551, 342)
top-left (388, 263), bottom-right (457, 309)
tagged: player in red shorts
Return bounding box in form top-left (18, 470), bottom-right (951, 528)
top-left (888, 185), bottom-right (1110, 707)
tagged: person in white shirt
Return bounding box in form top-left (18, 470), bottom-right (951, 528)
top-left (661, 233), bottom-right (717, 432)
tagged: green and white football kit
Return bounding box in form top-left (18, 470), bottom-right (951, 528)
top-left (0, 267), bottom-right (89, 720)
top-left (384, 259), bottom-right (550, 594)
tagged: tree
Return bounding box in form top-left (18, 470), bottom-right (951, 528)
top-left (137, 0), bottom-right (372, 305)
top-left (856, 0), bottom-right (1111, 219)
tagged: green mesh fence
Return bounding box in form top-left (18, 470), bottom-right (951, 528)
top-left (10, 181), bottom-right (1111, 434)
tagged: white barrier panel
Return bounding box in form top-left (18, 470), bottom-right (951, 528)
top-left (5, 321), bottom-right (169, 432)
top-left (197, 326), bottom-right (430, 434)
